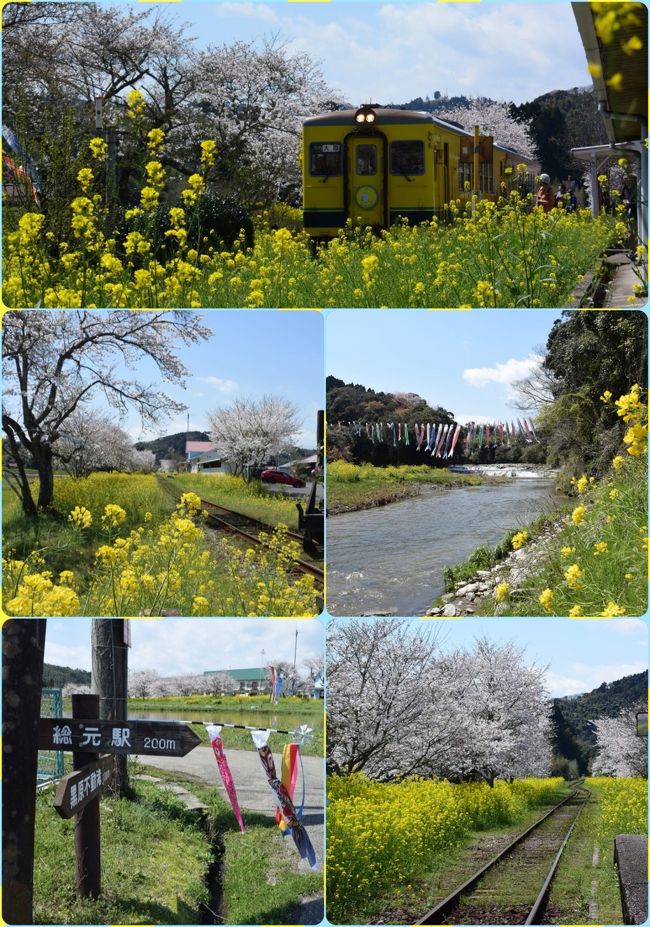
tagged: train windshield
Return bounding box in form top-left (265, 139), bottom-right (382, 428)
top-left (355, 144), bottom-right (377, 176)
top-left (390, 140), bottom-right (425, 176)
top-left (310, 142), bottom-right (342, 176)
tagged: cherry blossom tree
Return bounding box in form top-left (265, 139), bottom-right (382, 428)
top-left (592, 704), bottom-right (648, 777)
top-left (2, 310), bottom-right (211, 516)
top-left (54, 411), bottom-right (150, 477)
top-left (207, 395), bottom-right (302, 477)
top-left (440, 100), bottom-right (536, 159)
top-left (128, 670), bottom-right (161, 699)
top-left (327, 620), bottom-right (553, 783)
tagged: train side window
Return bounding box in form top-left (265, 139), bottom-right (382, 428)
top-left (309, 142), bottom-right (342, 176)
top-left (458, 161), bottom-right (473, 190)
top-left (390, 140), bottom-right (425, 176)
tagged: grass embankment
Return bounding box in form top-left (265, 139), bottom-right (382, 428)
top-left (34, 776), bottom-right (211, 923)
top-left (3, 472), bottom-right (173, 582)
top-left (545, 777), bottom-right (647, 924)
top-left (327, 462), bottom-right (483, 515)
top-left (451, 454), bottom-right (648, 617)
top-left (326, 775), bottom-right (570, 924)
top-left (3, 472), bottom-right (319, 616)
top-left (125, 695), bottom-right (324, 756)
top-left (35, 767), bottom-right (321, 924)
top-left (138, 765), bottom-right (322, 925)
top-left (167, 473), bottom-right (302, 530)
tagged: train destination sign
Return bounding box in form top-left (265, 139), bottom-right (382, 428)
top-left (53, 756), bottom-right (113, 819)
top-left (39, 719), bottom-right (202, 757)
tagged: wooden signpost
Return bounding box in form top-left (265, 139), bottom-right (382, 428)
top-left (39, 718), bottom-right (202, 756)
top-left (53, 756), bottom-right (113, 819)
top-left (45, 694), bottom-right (202, 900)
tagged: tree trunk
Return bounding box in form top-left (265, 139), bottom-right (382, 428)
top-left (2, 619), bottom-right (47, 925)
top-left (2, 424), bottom-right (38, 517)
top-left (34, 443), bottom-right (55, 511)
top-left (91, 620), bottom-right (129, 797)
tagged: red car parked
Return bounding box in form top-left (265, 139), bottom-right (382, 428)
top-left (260, 469), bottom-right (306, 488)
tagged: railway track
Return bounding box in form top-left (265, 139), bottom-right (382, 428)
top-left (158, 478), bottom-right (324, 587)
top-left (417, 785), bottom-right (589, 926)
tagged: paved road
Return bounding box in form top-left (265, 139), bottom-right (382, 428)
top-left (140, 745), bottom-right (325, 878)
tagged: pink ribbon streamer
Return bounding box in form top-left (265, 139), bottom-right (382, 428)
top-left (206, 724), bottom-right (245, 833)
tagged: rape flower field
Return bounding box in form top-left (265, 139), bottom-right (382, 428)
top-left (326, 774), bottom-right (568, 923)
top-left (481, 385), bottom-right (648, 617)
top-left (4, 116), bottom-right (621, 309)
top-left (2, 473), bottom-right (318, 617)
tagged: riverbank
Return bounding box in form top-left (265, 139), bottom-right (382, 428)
top-left (327, 463), bottom-right (484, 515)
top-left (427, 455), bottom-right (647, 617)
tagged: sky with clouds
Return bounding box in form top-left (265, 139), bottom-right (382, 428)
top-left (330, 618), bottom-right (648, 699)
top-left (327, 309), bottom-right (557, 423)
top-left (44, 618), bottom-right (324, 676)
top-left (86, 310), bottom-right (323, 448)
top-left (169, 2), bottom-right (591, 107)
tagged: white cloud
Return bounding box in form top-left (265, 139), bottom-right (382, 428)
top-left (200, 376), bottom-right (239, 394)
top-left (463, 353), bottom-right (543, 391)
top-left (606, 619), bottom-right (648, 637)
top-left (448, 413), bottom-right (494, 426)
top-left (214, 3), bottom-right (280, 24)
top-left (44, 641), bottom-right (92, 671)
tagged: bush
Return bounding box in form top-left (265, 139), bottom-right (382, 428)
top-left (121, 191), bottom-right (254, 261)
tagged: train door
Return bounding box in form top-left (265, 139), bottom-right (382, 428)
top-left (345, 135), bottom-right (386, 227)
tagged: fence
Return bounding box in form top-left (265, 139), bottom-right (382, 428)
top-left (37, 687), bottom-right (64, 784)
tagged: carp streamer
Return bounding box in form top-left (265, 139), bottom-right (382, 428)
top-left (206, 724), bottom-right (245, 833)
top-left (251, 729), bottom-right (317, 869)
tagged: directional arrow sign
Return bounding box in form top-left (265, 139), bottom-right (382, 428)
top-left (54, 756), bottom-right (113, 819)
top-left (39, 719), bottom-right (201, 757)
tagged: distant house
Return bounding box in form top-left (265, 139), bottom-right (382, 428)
top-left (188, 448), bottom-right (236, 475)
top-left (159, 459), bottom-right (176, 472)
top-left (204, 666), bottom-right (270, 694)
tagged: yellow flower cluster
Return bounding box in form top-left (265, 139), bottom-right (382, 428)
top-left (327, 775), bottom-right (564, 923)
top-left (4, 162), bottom-right (620, 309)
top-left (511, 530), bottom-right (529, 550)
top-left (495, 582), bottom-right (510, 602)
top-left (590, 776), bottom-right (647, 842)
top-left (4, 485), bottom-right (318, 617)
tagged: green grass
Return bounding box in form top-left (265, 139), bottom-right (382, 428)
top-left (168, 473), bottom-right (302, 529)
top-left (3, 472), bottom-right (174, 583)
top-left (441, 509), bottom-right (567, 592)
top-left (475, 455), bottom-right (648, 616)
top-left (326, 462), bottom-right (483, 514)
top-left (33, 777), bottom-right (211, 924)
top-left (137, 765), bottom-right (323, 925)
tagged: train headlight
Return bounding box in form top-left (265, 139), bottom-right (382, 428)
top-left (354, 105), bottom-right (377, 125)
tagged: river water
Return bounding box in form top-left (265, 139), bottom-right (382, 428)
top-left (327, 479), bottom-right (560, 616)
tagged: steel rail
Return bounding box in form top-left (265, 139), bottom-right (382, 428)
top-left (417, 783), bottom-right (589, 925)
top-left (157, 478), bottom-right (324, 585)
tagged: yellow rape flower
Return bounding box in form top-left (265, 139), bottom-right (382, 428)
top-left (612, 455), bottom-right (624, 470)
top-left (601, 601), bottom-right (625, 617)
top-left (102, 504), bottom-right (127, 528)
top-left (511, 530), bottom-right (529, 550)
top-left (564, 563), bottom-right (584, 588)
top-left (539, 588), bottom-right (554, 611)
top-left (561, 546), bottom-right (576, 557)
top-left (593, 541), bottom-right (608, 555)
top-left (571, 505), bottom-right (586, 526)
top-left (495, 582), bottom-right (510, 602)
top-left (89, 137), bottom-right (108, 161)
top-left (69, 506), bottom-right (92, 529)
top-left (568, 605), bottom-right (584, 617)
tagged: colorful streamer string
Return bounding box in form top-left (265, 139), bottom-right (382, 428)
top-left (251, 729), bottom-right (317, 870)
top-left (205, 724), bottom-right (245, 833)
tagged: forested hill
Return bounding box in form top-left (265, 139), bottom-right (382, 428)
top-left (42, 663), bottom-right (91, 688)
top-left (327, 375), bottom-right (454, 426)
top-left (555, 671), bottom-right (647, 741)
top-left (134, 430), bottom-right (210, 462)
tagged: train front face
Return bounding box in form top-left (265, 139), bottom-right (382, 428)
top-left (302, 106), bottom-right (436, 242)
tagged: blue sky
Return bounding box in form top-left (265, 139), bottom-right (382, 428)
top-left (327, 308), bottom-right (558, 423)
top-left (331, 618), bottom-right (648, 698)
top-left (161, 2), bottom-right (590, 106)
top-left (44, 618), bottom-right (324, 676)
top-left (99, 310), bottom-right (323, 447)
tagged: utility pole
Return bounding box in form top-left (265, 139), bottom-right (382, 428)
top-left (91, 620), bottom-right (129, 797)
top-left (2, 619), bottom-right (47, 924)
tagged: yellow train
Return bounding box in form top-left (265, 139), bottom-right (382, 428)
top-left (301, 104), bottom-right (540, 241)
